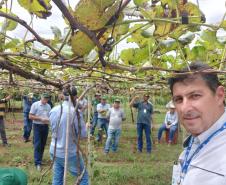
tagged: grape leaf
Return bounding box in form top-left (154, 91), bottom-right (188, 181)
top-left (0, 8), bottom-right (18, 31)
top-left (18, 0), bottom-right (52, 19)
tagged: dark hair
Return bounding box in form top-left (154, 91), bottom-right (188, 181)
top-left (168, 61), bottom-right (221, 94)
top-left (63, 85), bottom-right (77, 97)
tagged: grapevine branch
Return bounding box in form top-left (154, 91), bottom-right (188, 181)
top-left (0, 11), bottom-right (63, 58)
top-left (0, 58), bottom-right (62, 89)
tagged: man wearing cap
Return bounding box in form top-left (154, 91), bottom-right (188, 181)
top-left (0, 168), bottom-right (27, 185)
top-left (49, 86), bottom-right (89, 185)
top-left (0, 95), bottom-right (11, 147)
top-left (157, 100), bottom-right (178, 144)
top-left (96, 96), bottom-right (110, 142)
top-left (29, 93), bottom-right (51, 171)
top-left (22, 93), bottom-right (37, 143)
top-left (130, 94), bottom-right (153, 153)
top-left (104, 99), bottom-right (125, 154)
top-left (90, 93), bottom-right (101, 136)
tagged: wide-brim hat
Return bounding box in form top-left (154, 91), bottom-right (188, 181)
top-left (27, 93), bottom-right (33, 98)
top-left (0, 168), bottom-right (27, 185)
top-left (95, 93), bottom-right (101, 96)
top-left (166, 100), bottom-right (175, 109)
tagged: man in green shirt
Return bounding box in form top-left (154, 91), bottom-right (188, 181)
top-left (130, 94), bottom-right (153, 153)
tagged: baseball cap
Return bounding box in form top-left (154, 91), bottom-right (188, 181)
top-left (0, 168), bottom-right (27, 185)
top-left (114, 98), bottom-right (121, 103)
top-left (101, 96), bottom-right (107, 100)
top-left (144, 93), bottom-right (149, 97)
top-left (41, 93), bottom-right (50, 99)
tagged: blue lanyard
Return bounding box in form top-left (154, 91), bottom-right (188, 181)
top-left (181, 122), bottom-right (226, 175)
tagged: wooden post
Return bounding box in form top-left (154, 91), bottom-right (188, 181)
top-left (63, 96), bottom-right (71, 185)
top-left (87, 94), bottom-right (92, 185)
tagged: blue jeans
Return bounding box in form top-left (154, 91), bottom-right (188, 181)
top-left (104, 128), bottom-right (121, 153)
top-left (137, 123), bottom-right (152, 153)
top-left (51, 155), bottom-right (89, 185)
top-left (90, 112), bottom-right (98, 135)
top-left (158, 124), bottom-right (178, 142)
top-left (33, 124), bottom-right (49, 166)
top-left (23, 113), bottom-right (33, 140)
top-left (96, 118), bottom-right (108, 142)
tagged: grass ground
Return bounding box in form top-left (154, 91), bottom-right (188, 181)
top-left (0, 110), bottom-right (183, 185)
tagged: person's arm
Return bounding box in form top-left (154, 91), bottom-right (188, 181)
top-left (29, 113), bottom-right (49, 124)
top-left (106, 108), bottom-right (111, 119)
top-left (164, 112), bottom-right (168, 126)
top-left (129, 96), bottom-right (139, 107)
top-left (0, 95), bottom-right (11, 103)
top-left (96, 104), bottom-right (102, 113)
top-left (97, 104), bottom-right (105, 113)
top-left (122, 110), bottom-right (126, 121)
top-left (49, 108), bottom-right (59, 131)
top-left (171, 112), bottom-right (178, 126)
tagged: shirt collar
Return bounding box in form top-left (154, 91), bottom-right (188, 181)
top-left (195, 109), bottom-right (226, 144)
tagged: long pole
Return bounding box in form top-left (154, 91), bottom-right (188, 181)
top-left (87, 94), bottom-right (92, 185)
top-left (63, 96), bottom-right (71, 185)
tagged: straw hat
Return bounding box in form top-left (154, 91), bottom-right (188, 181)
top-left (166, 100), bottom-right (175, 109)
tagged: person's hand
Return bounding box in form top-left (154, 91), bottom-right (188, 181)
top-left (86, 122), bottom-right (91, 129)
top-left (166, 124), bottom-right (171, 129)
top-left (41, 118), bottom-right (49, 124)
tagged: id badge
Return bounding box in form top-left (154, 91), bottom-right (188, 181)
top-left (144, 109), bottom-right (147, 113)
top-left (172, 164), bottom-right (181, 185)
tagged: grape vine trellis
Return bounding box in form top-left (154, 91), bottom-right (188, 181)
top-left (0, 0), bottom-right (226, 94)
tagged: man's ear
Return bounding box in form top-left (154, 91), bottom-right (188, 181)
top-left (216, 86), bottom-right (225, 106)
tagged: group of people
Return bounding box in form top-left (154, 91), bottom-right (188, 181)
top-left (0, 61), bottom-right (225, 185)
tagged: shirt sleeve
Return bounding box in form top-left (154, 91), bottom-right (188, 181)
top-left (29, 102), bottom-right (37, 115)
top-left (96, 104), bottom-right (101, 111)
top-left (171, 112), bottom-right (178, 126)
top-left (164, 112), bottom-right (168, 125)
top-left (49, 107), bottom-right (59, 132)
top-left (133, 102), bottom-right (139, 108)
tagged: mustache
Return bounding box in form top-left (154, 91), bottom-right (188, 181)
top-left (182, 111), bottom-right (200, 119)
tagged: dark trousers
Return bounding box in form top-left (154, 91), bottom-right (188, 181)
top-left (90, 112), bottom-right (98, 135)
top-left (33, 124), bottom-right (49, 166)
top-left (23, 113), bottom-right (33, 140)
top-left (137, 123), bottom-right (152, 153)
top-left (0, 117), bottom-right (7, 144)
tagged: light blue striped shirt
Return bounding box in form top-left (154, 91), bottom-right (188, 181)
top-left (49, 101), bottom-right (87, 158)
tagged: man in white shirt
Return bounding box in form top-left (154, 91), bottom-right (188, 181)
top-left (29, 93), bottom-right (51, 171)
top-left (96, 96), bottom-right (110, 142)
top-left (169, 62), bottom-right (226, 185)
top-left (104, 99), bottom-right (125, 154)
top-left (157, 101), bottom-right (178, 144)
